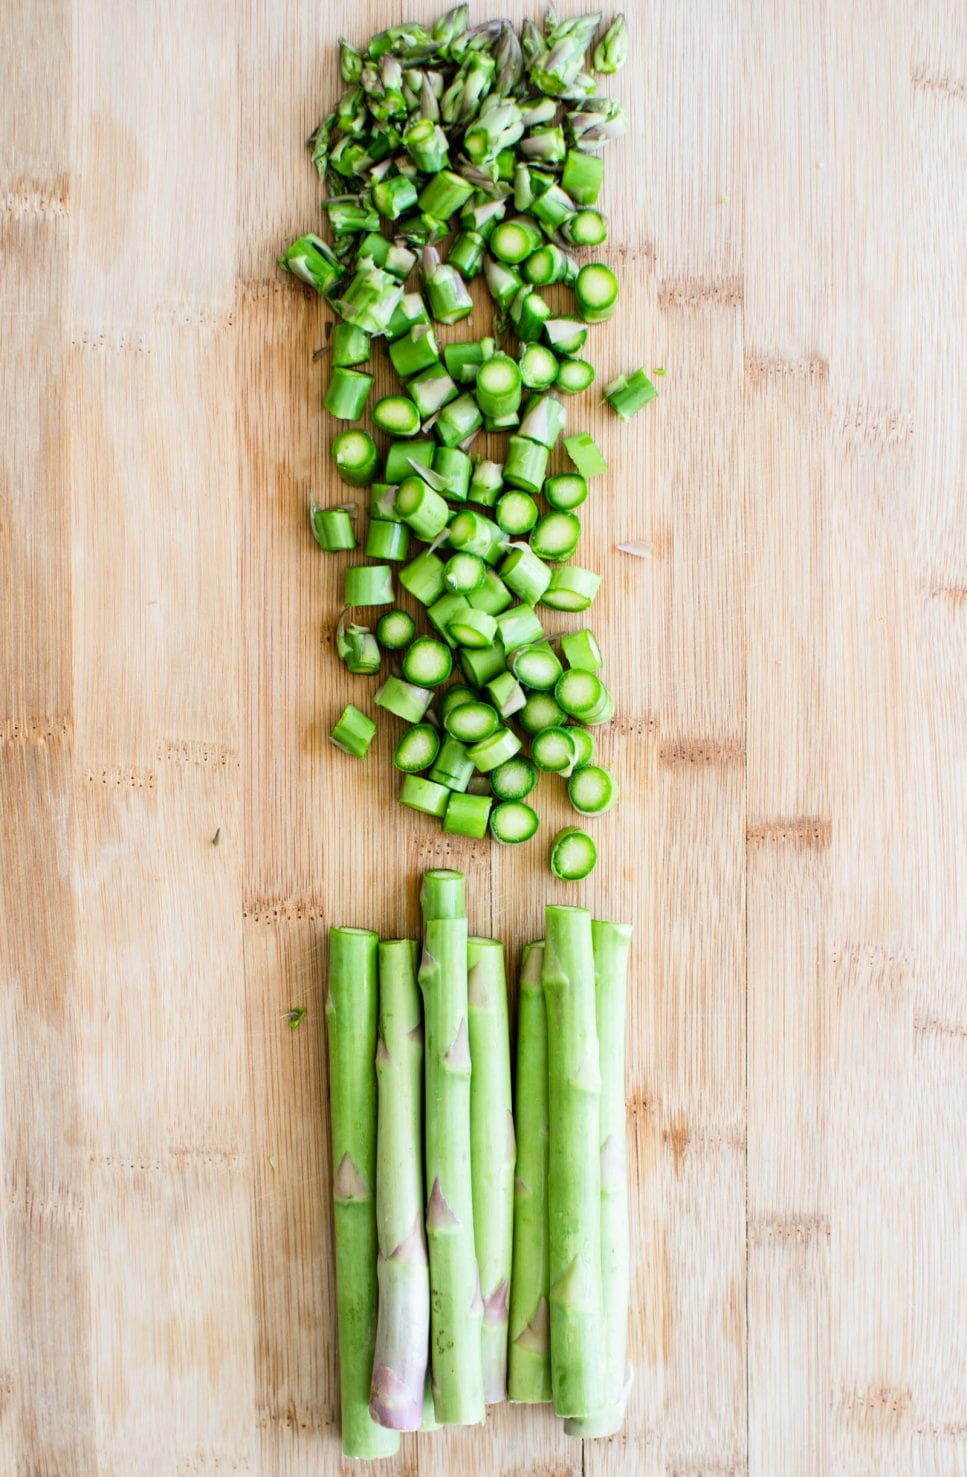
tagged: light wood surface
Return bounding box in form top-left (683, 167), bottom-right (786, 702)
top-left (2, 1), bottom-right (965, 1472)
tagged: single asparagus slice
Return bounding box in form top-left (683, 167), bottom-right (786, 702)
top-left (419, 869), bottom-right (485, 1426)
top-left (370, 939), bottom-right (430, 1432)
top-left (467, 937), bottom-right (516, 1403)
top-left (326, 928), bottom-right (400, 1461)
top-left (542, 905), bottom-right (604, 1419)
top-left (565, 920), bottom-right (634, 1437)
top-left (508, 941), bottom-right (552, 1403)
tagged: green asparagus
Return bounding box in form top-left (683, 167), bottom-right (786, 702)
top-left (565, 920), bottom-right (633, 1437)
top-left (508, 941), bottom-right (552, 1403)
top-left (419, 870), bottom-right (485, 1425)
top-left (370, 939), bottom-right (430, 1432)
top-left (542, 905), bottom-right (604, 1418)
top-left (326, 928), bottom-right (400, 1460)
top-left (468, 937), bottom-right (516, 1403)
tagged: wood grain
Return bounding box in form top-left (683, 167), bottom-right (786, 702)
top-left (1, 0), bottom-right (964, 1471)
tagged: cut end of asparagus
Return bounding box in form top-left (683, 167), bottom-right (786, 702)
top-left (518, 939), bottom-right (545, 990)
top-left (419, 867), bottom-right (467, 919)
top-left (562, 1362), bottom-right (634, 1438)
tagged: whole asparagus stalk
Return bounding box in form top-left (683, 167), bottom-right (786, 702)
top-left (370, 938), bottom-right (430, 1431)
top-left (467, 936), bottom-right (516, 1403)
top-left (326, 928), bottom-right (400, 1461)
top-left (419, 869), bottom-right (485, 1425)
top-left (507, 940), bottom-right (552, 1402)
top-left (565, 920), bottom-right (633, 1437)
top-left (542, 904), bottom-right (604, 1419)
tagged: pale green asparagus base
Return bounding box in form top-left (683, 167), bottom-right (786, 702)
top-left (543, 905), bottom-right (604, 1419)
top-left (508, 940), bottom-right (552, 1404)
top-left (564, 920), bottom-right (633, 1438)
top-left (420, 870), bottom-right (485, 1427)
top-left (468, 937), bottom-right (516, 1404)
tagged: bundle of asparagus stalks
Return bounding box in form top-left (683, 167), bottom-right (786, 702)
top-left (325, 867), bottom-right (631, 1458)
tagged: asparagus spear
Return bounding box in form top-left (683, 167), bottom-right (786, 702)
top-left (370, 939), bottom-right (430, 1431)
top-left (419, 869), bottom-right (485, 1425)
top-left (507, 940), bottom-right (552, 1402)
top-left (467, 936), bottom-right (516, 1402)
top-left (542, 904), bottom-right (604, 1419)
top-left (325, 928), bottom-right (400, 1460)
top-left (565, 920), bottom-right (633, 1437)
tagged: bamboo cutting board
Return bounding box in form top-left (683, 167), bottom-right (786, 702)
top-left (2, 1), bottom-right (966, 1472)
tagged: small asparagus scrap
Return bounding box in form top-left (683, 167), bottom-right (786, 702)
top-left (325, 928), bottom-right (400, 1460)
top-left (565, 919), bottom-right (633, 1436)
top-left (542, 904), bottom-right (604, 1419)
top-left (370, 939), bottom-right (430, 1431)
top-left (467, 936), bottom-right (516, 1402)
top-left (507, 941), bottom-right (552, 1402)
top-left (419, 869), bottom-right (485, 1425)
top-left (593, 13), bottom-right (628, 74)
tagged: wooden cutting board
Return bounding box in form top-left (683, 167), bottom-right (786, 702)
top-left (2, 0), bottom-right (965, 1472)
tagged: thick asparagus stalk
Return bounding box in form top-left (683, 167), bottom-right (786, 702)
top-left (326, 928), bottom-right (400, 1461)
top-left (565, 920), bottom-right (633, 1437)
top-left (542, 904), bottom-right (604, 1419)
top-left (467, 936), bottom-right (516, 1402)
top-left (419, 869), bottom-right (485, 1425)
top-left (507, 940), bottom-right (552, 1402)
top-left (370, 938), bottom-right (430, 1431)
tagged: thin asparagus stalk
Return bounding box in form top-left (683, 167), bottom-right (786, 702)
top-left (565, 920), bottom-right (633, 1437)
top-left (326, 928), bottom-right (400, 1461)
top-left (419, 869), bottom-right (486, 1425)
top-left (508, 941), bottom-right (552, 1402)
top-left (467, 937), bottom-right (516, 1403)
top-left (370, 939), bottom-right (430, 1431)
top-left (542, 904), bottom-right (604, 1419)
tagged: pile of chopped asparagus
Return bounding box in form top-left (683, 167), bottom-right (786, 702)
top-left (326, 868), bottom-right (631, 1458)
top-left (280, 5), bottom-right (658, 876)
